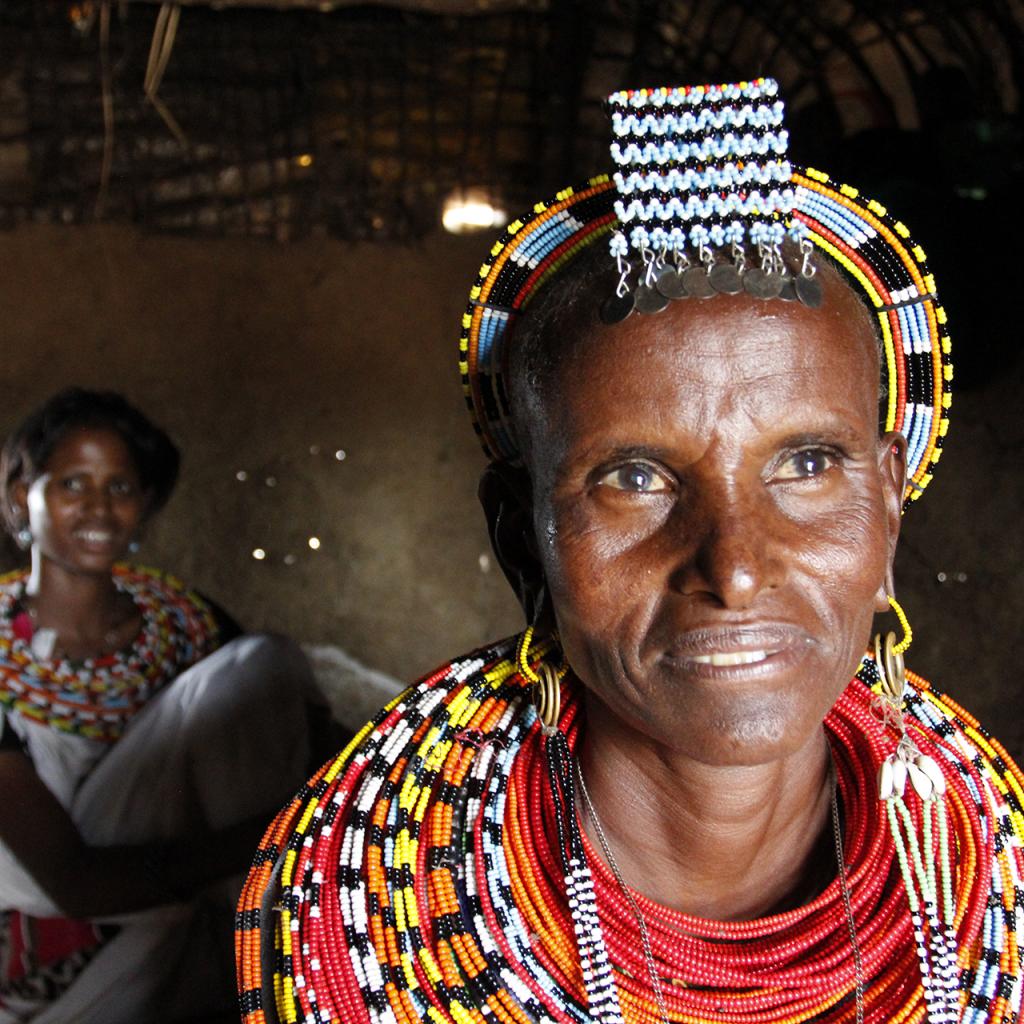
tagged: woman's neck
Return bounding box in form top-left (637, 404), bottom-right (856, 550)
top-left (577, 694), bottom-right (835, 921)
top-left (24, 554), bottom-right (129, 649)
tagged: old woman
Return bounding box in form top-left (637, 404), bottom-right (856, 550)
top-left (237, 79), bottom-right (1021, 1024)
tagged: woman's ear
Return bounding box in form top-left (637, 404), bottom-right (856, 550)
top-left (8, 478), bottom-right (29, 527)
top-left (479, 462), bottom-right (545, 624)
top-left (875, 431), bottom-right (908, 611)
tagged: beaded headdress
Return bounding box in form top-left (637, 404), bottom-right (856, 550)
top-left (459, 78), bottom-right (952, 508)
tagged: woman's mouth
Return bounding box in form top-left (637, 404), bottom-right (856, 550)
top-left (660, 625), bottom-right (814, 675)
top-left (77, 529), bottom-right (113, 542)
top-left (74, 528), bottom-right (118, 550)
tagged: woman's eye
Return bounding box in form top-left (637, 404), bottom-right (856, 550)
top-left (775, 448), bottom-right (838, 481)
top-left (109, 480), bottom-right (136, 497)
top-left (61, 476), bottom-right (85, 493)
top-left (597, 463), bottom-right (670, 493)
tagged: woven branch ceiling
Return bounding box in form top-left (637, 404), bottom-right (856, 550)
top-left (1, 1), bottom-right (1022, 241)
top-left (121, 1), bottom-right (544, 10)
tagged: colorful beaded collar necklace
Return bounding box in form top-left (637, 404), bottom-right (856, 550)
top-left (0, 564), bottom-right (219, 742)
top-left (236, 639), bottom-right (1024, 1024)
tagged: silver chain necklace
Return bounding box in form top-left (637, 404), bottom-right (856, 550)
top-left (574, 758), bottom-right (865, 1024)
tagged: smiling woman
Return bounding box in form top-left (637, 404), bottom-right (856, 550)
top-left (0, 389), bottom-right (328, 1024)
top-left (237, 80), bottom-right (1020, 1024)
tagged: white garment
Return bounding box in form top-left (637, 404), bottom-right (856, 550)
top-left (300, 642), bottom-right (404, 732)
top-left (0, 634), bottom-right (316, 1024)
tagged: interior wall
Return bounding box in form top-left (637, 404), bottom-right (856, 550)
top-left (0, 224), bottom-right (523, 684)
top-left (1, 224), bottom-right (1021, 754)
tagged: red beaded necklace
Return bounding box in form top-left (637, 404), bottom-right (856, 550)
top-left (507, 680), bottom-right (989, 1024)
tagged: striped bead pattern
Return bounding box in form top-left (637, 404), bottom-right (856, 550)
top-left (459, 179), bottom-right (616, 464)
top-left (607, 80), bottom-right (804, 259)
top-left (235, 642), bottom-right (1024, 1024)
top-left (792, 169), bottom-right (951, 508)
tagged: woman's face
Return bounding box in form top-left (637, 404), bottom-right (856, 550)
top-left (16, 426), bottom-right (149, 576)
top-left (513, 276), bottom-right (905, 767)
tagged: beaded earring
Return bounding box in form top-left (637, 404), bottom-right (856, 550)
top-left (515, 618), bottom-right (569, 733)
top-left (873, 596), bottom-right (958, 1023)
top-left (15, 526), bottom-right (31, 550)
top-left (874, 594), bottom-right (912, 708)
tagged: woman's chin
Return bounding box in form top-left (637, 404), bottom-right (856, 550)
top-left (617, 690), bottom-right (828, 769)
top-left (41, 548), bottom-right (125, 577)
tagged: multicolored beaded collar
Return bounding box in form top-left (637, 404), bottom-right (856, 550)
top-left (459, 78), bottom-right (951, 510)
top-left (236, 640), bottom-right (1024, 1024)
top-left (0, 564), bottom-right (221, 742)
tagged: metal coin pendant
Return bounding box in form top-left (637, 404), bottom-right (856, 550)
top-left (634, 284), bottom-right (670, 315)
top-left (708, 263), bottom-right (743, 295)
top-left (778, 276), bottom-right (798, 302)
top-left (682, 266), bottom-right (715, 299)
top-left (655, 266), bottom-right (688, 300)
top-left (795, 274), bottom-right (824, 309)
top-left (600, 290), bottom-right (635, 325)
top-left (743, 267), bottom-right (774, 299)
top-left (759, 271), bottom-right (784, 299)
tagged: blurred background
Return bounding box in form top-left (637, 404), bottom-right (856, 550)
top-left (0, 0), bottom-right (1021, 746)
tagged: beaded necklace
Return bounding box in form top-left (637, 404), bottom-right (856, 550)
top-left (236, 639), bottom-right (1024, 1024)
top-left (0, 564), bottom-right (221, 742)
top-left (574, 761), bottom-right (865, 1024)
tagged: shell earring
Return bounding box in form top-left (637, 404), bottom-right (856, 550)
top-left (873, 597), bottom-right (959, 1022)
top-left (15, 526), bottom-right (31, 550)
top-left (874, 595), bottom-right (944, 802)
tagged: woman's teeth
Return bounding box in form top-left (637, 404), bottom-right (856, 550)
top-left (77, 530), bottom-right (113, 543)
top-left (691, 650), bottom-right (769, 666)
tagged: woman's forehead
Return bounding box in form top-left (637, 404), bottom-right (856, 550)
top-left (540, 268), bottom-right (878, 396)
top-left (517, 277), bottom-right (882, 469)
top-left (45, 425), bottom-right (137, 471)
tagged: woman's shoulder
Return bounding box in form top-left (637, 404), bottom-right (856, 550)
top-left (114, 563), bottom-right (237, 646)
top-left (0, 567), bottom-right (28, 607)
top-left (253, 636), bottom-right (525, 806)
top-left (0, 568), bottom-right (27, 588)
top-left (902, 668), bottom-right (1024, 801)
top-left (903, 668), bottom-right (1019, 763)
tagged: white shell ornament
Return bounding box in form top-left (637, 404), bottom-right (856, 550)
top-left (879, 758), bottom-right (894, 800)
top-left (891, 756), bottom-right (908, 797)
top-left (915, 754), bottom-right (947, 796)
top-left (906, 760), bottom-right (935, 801)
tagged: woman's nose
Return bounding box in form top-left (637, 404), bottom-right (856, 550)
top-left (669, 494), bottom-right (782, 608)
top-left (82, 486), bottom-right (112, 514)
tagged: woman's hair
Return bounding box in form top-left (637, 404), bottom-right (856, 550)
top-left (0, 388), bottom-right (180, 533)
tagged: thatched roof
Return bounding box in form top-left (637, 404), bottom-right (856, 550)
top-left (2, 1), bottom-right (1022, 240)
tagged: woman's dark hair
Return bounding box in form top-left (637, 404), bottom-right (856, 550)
top-left (0, 389), bottom-right (180, 534)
